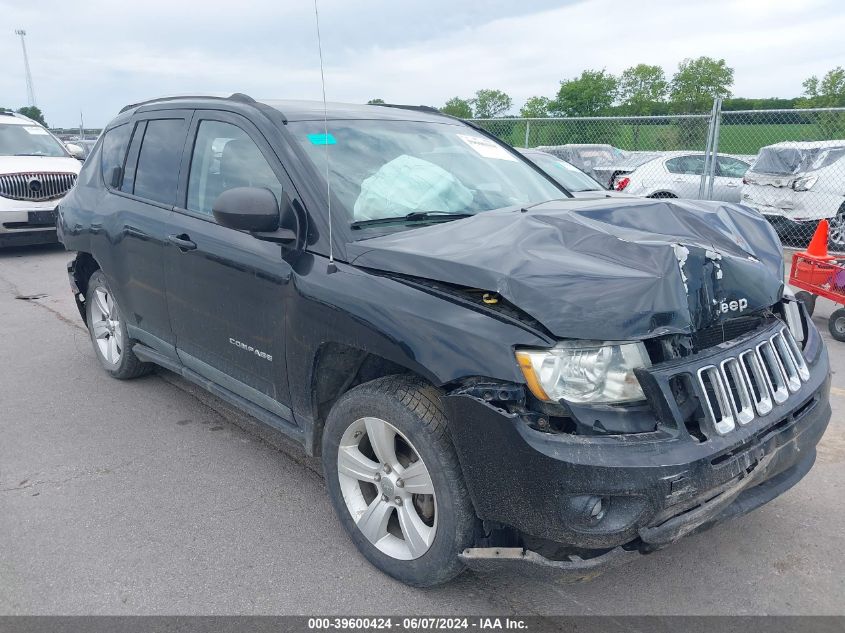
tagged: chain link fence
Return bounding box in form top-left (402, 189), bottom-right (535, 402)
top-left (471, 104), bottom-right (845, 253)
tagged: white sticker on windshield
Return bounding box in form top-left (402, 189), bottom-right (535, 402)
top-left (457, 134), bottom-right (517, 162)
top-left (24, 126), bottom-right (49, 135)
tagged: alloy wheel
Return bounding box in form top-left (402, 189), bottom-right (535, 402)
top-left (90, 287), bottom-right (123, 364)
top-left (829, 211), bottom-right (845, 249)
top-left (337, 416), bottom-right (437, 560)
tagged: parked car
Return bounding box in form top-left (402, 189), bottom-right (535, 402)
top-left (610, 151), bottom-right (752, 201)
top-left (741, 141), bottom-right (845, 248)
top-left (0, 111), bottom-right (82, 247)
top-left (65, 139), bottom-right (98, 161)
top-left (517, 148), bottom-right (632, 197)
top-left (59, 95), bottom-right (829, 587)
top-left (533, 144), bottom-right (629, 180)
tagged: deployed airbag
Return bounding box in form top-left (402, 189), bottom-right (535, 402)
top-left (353, 154), bottom-right (473, 221)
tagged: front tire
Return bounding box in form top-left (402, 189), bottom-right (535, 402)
top-left (85, 270), bottom-right (152, 379)
top-left (322, 375), bottom-right (476, 587)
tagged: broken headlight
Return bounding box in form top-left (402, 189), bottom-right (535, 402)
top-left (515, 341), bottom-right (651, 405)
top-left (792, 175), bottom-right (818, 191)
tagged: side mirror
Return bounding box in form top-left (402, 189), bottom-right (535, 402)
top-left (212, 187), bottom-right (281, 233)
top-left (66, 143), bottom-right (85, 160)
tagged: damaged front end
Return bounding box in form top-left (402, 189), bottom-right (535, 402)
top-left (441, 294), bottom-right (829, 578)
top-left (347, 197), bottom-right (830, 577)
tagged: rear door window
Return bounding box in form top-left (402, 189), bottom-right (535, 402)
top-left (666, 155), bottom-right (705, 175)
top-left (100, 124), bottom-right (131, 188)
top-left (133, 119), bottom-right (188, 205)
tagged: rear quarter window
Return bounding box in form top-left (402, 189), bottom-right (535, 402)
top-left (100, 124), bottom-right (131, 187)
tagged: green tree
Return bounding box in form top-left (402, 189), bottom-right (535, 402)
top-left (17, 106), bottom-right (47, 126)
top-left (366, 98), bottom-right (385, 105)
top-left (470, 89), bottom-right (513, 118)
top-left (618, 64), bottom-right (668, 149)
top-left (799, 67), bottom-right (845, 107)
top-left (551, 69), bottom-right (618, 117)
top-left (618, 64), bottom-right (668, 115)
top-left (440, 97), bottom-right (473, 118)
top-left (669, 56), bottom-right (734, 113)
top-left (520, 96), bottom-right (551, 118)
top-left (799, 67), bottom-right (845, 137)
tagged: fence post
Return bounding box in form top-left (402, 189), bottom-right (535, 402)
top-left (705, 98), bottom-right (723, 200)
top-left (699, 99), bottom-right (719, 199)
top-left (524, 120), bottom-right (531, 148)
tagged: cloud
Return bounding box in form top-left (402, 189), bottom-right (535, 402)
top-left (1, 0), bottom-right (843, 127)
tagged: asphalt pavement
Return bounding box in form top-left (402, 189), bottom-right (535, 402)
top-left (1, 243), bottom-right (843, 615)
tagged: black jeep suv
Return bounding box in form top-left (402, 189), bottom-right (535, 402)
top-left (58, 94), bottom-right (830, 587)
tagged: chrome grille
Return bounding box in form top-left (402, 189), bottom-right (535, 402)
top-left (696, 326), bottom-right (809, 435)
top-left (0, 172), bottom-right (77, 202)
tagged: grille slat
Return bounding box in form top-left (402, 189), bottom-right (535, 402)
top-left (696, 326), bottom-right (807, 435)
top-left (0, 172), bottom-right (77, 202)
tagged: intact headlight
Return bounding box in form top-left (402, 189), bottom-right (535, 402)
top-left (515, 341), bottom-right (651, 405)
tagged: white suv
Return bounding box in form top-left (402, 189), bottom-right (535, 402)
top-left (0, 111), bottom-right (82, 247)
top-left (741, 141), bottom-right (845, 247)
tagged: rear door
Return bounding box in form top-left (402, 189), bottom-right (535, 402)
top-left (98, 113), bottom-right (190, 357)
top-left (163, 110), bottom-right (294, 418)
top-left (664, 155), bottom-right (705, 198)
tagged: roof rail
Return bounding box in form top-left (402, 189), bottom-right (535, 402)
top-left (119, 93), bottom-right (257, 114)
top-left (375, 103), bottom-right (443, 115)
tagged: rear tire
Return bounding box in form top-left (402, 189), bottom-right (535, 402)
top-left (795, 291), bottom-right (817, 316)
top-left (85, 271), bottom-right (152, 379)
top-left (322, 375), bottom-right (477, 587)
top-left (828, 308), bottom-right (845, 342)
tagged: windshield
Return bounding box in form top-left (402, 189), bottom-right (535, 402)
top-left (750, 145), bottom-right (845, 175)
top-left (288, 120), bottom-right (564, 230)
top-left (0, 122), bottom-right (69, 157)
top-left (524, 152), bottom-right (605, 191)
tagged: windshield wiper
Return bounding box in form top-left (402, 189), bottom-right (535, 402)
top-left (14, 153), bottom-right (47, 157)
top-left (351, 211), bottom-right (474, 229)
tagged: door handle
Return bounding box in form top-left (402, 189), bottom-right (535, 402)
top-left (167, 233), bottom-right (197, 251)
top-left (726, 182), bottom-right (739, 187)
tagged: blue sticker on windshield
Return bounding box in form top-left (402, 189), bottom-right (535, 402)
top-left (308, 133), bottom-right (336, 145)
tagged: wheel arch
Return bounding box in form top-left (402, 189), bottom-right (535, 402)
top-left (69, 252), bottom-right (102, 324)
top-left (307, 341), bottom-right (426, 456)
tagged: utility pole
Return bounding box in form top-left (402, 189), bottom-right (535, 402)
top-left (15, 29), bottom-right (36, 107)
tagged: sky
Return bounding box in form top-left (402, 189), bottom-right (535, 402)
top-left (2, 0), bottom-right (844, 128)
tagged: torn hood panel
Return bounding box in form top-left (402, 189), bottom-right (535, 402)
top-left (347, 198), bottom-right (784, 340)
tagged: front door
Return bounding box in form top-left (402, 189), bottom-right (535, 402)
top-left (713, 156), bottom-right (750, 202)
top-left (163, 112), bottom-right (294, 418)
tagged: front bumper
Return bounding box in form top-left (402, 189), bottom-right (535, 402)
top-left (0, 204), bottom-right (59, 247)
top-left (444, 318), bottom-right (830, 573)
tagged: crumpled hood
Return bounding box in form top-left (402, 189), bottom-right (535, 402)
top-left (347, 198), bottom-right (785, 340)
